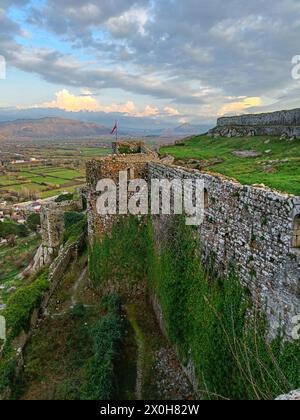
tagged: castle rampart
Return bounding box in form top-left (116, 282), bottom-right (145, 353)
top-left (210, 107), bottom-right (300, 139)
top-left (87, 151), bottom-right (300, 339)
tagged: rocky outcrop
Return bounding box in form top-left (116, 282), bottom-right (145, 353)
top-left (209, 108), bottom-right (300, 139)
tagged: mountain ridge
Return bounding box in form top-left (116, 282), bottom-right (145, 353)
top-left (0, 117), bottom-right (110, 141)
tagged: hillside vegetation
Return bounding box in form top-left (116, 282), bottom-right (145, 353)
top-left (160, 135), bottom-right (300, 195)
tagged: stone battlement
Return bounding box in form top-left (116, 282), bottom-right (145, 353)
top-left (209, 107), bottom-right (300, 139)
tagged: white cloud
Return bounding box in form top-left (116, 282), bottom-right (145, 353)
top-left (30, 89), bottom-right (170, 118)
top-left (218, 97), bottom-right (263, 116)
top-left (2, 0), bottom-right (300, 124)
top-left (106, 7), bottom-right (151, 37)
top-left (39, 89), bottom-right (101, 112)
top-left (164, 106), bottom-right (180, 116)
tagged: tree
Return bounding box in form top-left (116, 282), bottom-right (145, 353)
top-left (27, 213), bottom-right (41, 232)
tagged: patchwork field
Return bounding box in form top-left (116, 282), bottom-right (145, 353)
top-left (160, 135), bottom-right (300, 195)
top-left (0, 144), bottom-right (111, 202)
top-left (0, 166), bottom-right (85, 200)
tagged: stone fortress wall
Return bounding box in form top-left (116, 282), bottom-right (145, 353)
top-left (209, 107), bottom-right (300, 139)
top-left (30, 199), bottom-right (82, 272)
top-left (86, 151), bottom-right (160, 238)
top-left (148, 163), bottom-right (300, 340)
top-left (86, 141), bottom-right (300, 340)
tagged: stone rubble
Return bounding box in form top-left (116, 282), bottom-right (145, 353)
top-left (153, 347), bottom-right (193, 400)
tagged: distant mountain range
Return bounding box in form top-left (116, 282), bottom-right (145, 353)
top-left (160, 123), bottom-right (208, 137)
top-left (0, 116), bottom-right (210, 142)
top-left (0, 117), bottom-right (110, 141)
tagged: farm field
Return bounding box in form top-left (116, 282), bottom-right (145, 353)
top-left (0, 143), bottom-right (111, 202)
top-left (160, 135), bottom-right (300, 196)
top-left (0, 165), bottom-right (85, 201)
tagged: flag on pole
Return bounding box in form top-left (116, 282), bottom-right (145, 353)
top-left (111, 121), bottom-right (118, 135)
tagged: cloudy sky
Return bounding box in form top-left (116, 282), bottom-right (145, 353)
top-left (0, 0), bottom-right (300, 128)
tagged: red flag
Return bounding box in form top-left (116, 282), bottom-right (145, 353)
top-left (111, 121), bottom-right (118, 135)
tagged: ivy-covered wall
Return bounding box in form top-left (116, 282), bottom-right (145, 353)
top-left (86, 154), bottom-right (300, 340)
top-left (88, 216), bottom-right (300, 400)
top-left (148, 162), bottom-right (300, 340)
top-left (147, 217), bottom-right (300, 400)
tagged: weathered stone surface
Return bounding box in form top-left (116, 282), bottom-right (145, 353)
top-left (28, 199), bottom-right (83, 274)
top-left (276, 389), bottom-right (300, 400)
top-left (209, 108), bottom-right (300, 139)
top-left (218, 108), bottom-right (300, 127)
top-left (148, 163), bottom-right (300, 340)
top-left (112, 140), bottom-right (156, 156)
top-left (153, 347), bottom-right (193, 400)
top-left (86, 151), bottom-right (159, 239)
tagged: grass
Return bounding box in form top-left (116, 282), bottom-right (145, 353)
top-left (3, 272), bottom-right (49, 340)
top-left (0, 235), bottom-right (39, 286)
top-left (160, 135), bottom-right (300, 195)
top-left (19, 256), bottom-right (96, 400)
top-left (18, 256), bottom-right (125, 401)
top-left (79, 148), bottom-right (111, 157)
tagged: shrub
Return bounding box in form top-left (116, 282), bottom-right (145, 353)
top-left (88, 216), bottom-right (300, 400)
top-left (101, 293), bottom-right (122, 313)
top-left (64, 212), bottom-right (85, 229)
top-left (89, 217), bottom-right (148, 289)
top-left (0, 221), bottom-right (28, 239)
top-left (69, 303), bottom-right (87, 319)
top-left (82, 294), bottom-right (124, 400)
top-left (55, 193), bottom-right (74, 203)
top-left (3, 272), bottom-right (49, 340)
top-left (52, 379), bottom-right (81, 400)
top-left (63, 213), bottom-right (86, 244)
top-left (0, 345), bottom-right (17, 396)
top-left (26, 213), bottom-right (41, 232)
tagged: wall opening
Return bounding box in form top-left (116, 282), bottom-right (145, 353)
top-left (292, 215), bottom-right (300, 248)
